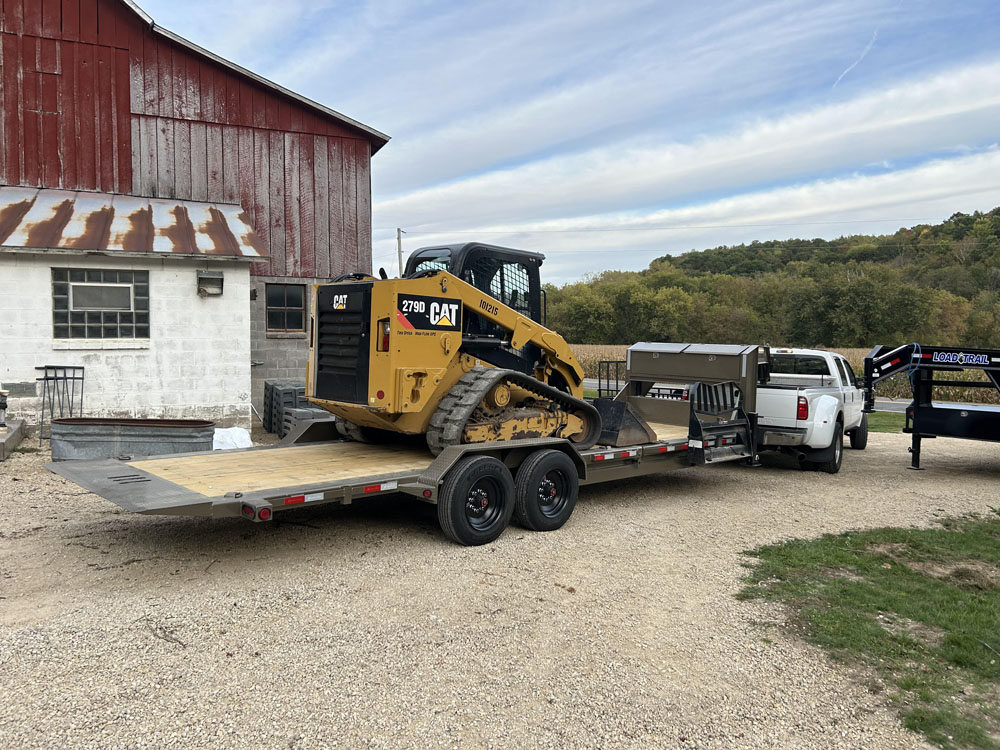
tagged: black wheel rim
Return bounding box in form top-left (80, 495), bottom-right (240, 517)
top-left (465, 476), bottom-right (505, 531)
top-left (537, 469), bottom-right (569, 519)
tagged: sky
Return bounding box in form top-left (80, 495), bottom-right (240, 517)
top-left (140, 0), bottom-right (1000, 283)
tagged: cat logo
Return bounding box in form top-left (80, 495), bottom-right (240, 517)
top-left (332, 294), bottom-right (348, 310)
top-left (430, 301), bottom-right (459, 328)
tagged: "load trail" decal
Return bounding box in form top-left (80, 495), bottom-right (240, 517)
top-left (396, 294), bottom-right (461, 331)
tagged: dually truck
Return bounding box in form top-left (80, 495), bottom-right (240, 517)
top-left (755, 347), bottom-right (868, 473)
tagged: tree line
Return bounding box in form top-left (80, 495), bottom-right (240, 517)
top-left (545, 208), bottom-right (1000, 348)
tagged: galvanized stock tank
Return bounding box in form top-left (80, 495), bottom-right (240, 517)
top-left (51, 418), bottom-right (215, 461)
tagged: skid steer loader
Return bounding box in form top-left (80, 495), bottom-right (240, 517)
top-left (306, 242), bottom-right (615, 454)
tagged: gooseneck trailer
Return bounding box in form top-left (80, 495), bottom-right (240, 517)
top-left (49, 343), bottom-right (768, 546)
top-left (864, 343), bottom-right (1000, 469)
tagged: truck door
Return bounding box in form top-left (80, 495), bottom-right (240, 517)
top-left (835, 357), bottom-right (861, 428)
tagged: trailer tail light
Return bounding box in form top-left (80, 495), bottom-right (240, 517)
top-left (797, 396), bottom-right (809, 421)
top-left (376, 318), bottom-right (390, 351)
top-left (241, 504), bottom-right (255, 519)
top-left (258, 508), bottom-right (272, 521)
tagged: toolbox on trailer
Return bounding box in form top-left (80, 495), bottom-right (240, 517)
top-left (864, 343), bottom-right (1000, 468)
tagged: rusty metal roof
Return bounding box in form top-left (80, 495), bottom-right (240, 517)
top-left (0, 187), bottom-right (267, 259)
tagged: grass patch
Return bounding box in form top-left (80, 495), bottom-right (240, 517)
top-left (869, 411), bottom-right (906, 433)
top-left (741, 511), bottom-right (1000, 749)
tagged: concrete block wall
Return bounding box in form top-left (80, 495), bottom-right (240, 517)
top-left (0, 252), bottom-right (252, 427)
top-left (250, 275), bottom-right (319, 409)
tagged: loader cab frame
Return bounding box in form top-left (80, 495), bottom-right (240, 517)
top-left (405, 243), bottom-right (545, 325)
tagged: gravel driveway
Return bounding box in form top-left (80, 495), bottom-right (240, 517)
top-left (1, 433), bottom-right (998, 749)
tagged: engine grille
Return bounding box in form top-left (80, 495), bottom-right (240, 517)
top-left (314, 283), bottom-right (371, 404)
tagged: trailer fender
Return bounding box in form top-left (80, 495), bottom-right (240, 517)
top-left (807, 396), bottom-right (841, 450)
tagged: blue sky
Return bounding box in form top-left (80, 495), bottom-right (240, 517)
top-left (140, 0), bottom-right (1000, 282)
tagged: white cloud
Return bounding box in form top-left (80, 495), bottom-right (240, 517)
top-left (374, 149), bottom-right (1000, 283)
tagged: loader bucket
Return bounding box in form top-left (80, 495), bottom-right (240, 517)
top-left (593, 398), bottom-right (658, 447)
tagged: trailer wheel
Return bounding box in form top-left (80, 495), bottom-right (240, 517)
top-left (818, 422), bottom-right (844, 474)
top-left (513, 450), bottom-right (579, 532)
top-left (437, 456), bottom-right (515, 546)
top-left (849, 413), bottom-right (869, 450)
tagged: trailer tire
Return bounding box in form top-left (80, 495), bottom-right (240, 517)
top-left (849, 413), bottom-right (869, 450)
top-left (437, 456), bottom-right (515, 546)
top-left (513, 450), bottom-right (579, 532)
top-left (818, 421), bottom-right (844, 474)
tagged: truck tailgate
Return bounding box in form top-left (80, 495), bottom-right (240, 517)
top-left (48, 441), bottom-right (433, 517)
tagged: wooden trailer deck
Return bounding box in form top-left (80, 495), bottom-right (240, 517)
top-left (132, 441), bottom-right (432, 497)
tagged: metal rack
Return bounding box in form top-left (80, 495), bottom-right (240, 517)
top-left (35, 365), bottom-right (85, 445)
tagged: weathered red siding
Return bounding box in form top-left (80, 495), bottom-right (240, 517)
top-left (0, 0), bottom-right (376, 277)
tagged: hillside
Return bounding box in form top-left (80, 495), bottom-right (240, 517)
top-left (546, 208), bottom-right (1000, 348)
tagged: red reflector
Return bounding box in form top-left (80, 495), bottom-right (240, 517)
top-left (422, 489), bottom-right (432, 498)
top-left (376, 390), bottom-right (385, 400)
top-left (889, 358), bottom-right (900, 366)
top-left (363, 484), bottom-right (381, 493)
top-left (681, 391), bottom-right (689, 401)
top-left (241, 504), bottom-right (255, 518)
top-left (284, 495), bottom-right (305, 505)
top-left (258, 508), bottom-right (271, 521)
top-left (657, 446), bottom-right (668, 453)
top-left (681, 444), bottom-right (688, 450)
top-left (921, 353), bottom-right (932, 358)
top-left (594, 454), bottom-right (606, 461)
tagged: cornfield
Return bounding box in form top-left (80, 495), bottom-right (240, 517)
top-left (570, 344), bottom-right (999, 405)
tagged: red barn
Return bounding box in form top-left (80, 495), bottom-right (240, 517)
top-left (0, 0), bottom-right (389, 421)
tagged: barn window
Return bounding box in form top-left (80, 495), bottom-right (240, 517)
top-left (51, 269), bottom-right (150, 339)
top-left (266, 284), bottom-right (306, 331)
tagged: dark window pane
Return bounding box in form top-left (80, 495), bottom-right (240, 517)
top-left (86, 270), bottom-right (103, 282)
top-left (86, 311), bottom-right (102, 325)
top-left (103, 325), bottom-right (118, 338)
top-left (72, 285), bottom-right (131, 310)
top-left (86, 324), bottom-right (102, 338)
top-left (133, 284), bottom-right (149, 298)
top-left (134, 297), bottom-right (148, 311)
top-left (135, 325), bottom-right (149, 338)
top-left (267, 310), bottom-right (286, 330)
top-left (119, 325), bottom-right (134, 338)
top-left (285, 310), bottom-right (304, 330)
top-left (120, 312), bottom-right (133, 324)
top-left (133, 271), bottom-right (148, 282)
top-left (266, 284), bottom-right (285, 307)
top-left (118, 271), bottom-right (133, 283)
top-left (135, 312), bottom-right (149, 325)
top-left (53, 296), bottom-right (69, 310)
top-left (102, 311), bottom-right (117, 324)
top-left (70, 269), bottom-right (85, 282)
top-left (52, 282), bottom-right (69, 296)
top-left (52, 269), bottom-right (68, 282)
top-left (285, 285), bottom-right (304, 308)
top-left (53, 311), bottom-right (69, 324)
top-left (53, 324), bottom-right (69, 338)
top-left (70, 325), bottom-right (86, 338)
top-left (102, 270), bottom-right (118, 283)
top-left (70, 311), bottom-right (85, 324)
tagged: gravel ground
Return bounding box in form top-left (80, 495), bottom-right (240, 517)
top-left (1, 432), bottom-right (998, 749)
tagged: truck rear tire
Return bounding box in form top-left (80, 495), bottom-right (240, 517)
top-left (849, 413), bottom-right (869, 450)
top-left (513, 449), bottom-right (579, 532)
top-left (437, 456), bottom-right (515, 546)
top-left (818, 422), bottom-right (844, 474)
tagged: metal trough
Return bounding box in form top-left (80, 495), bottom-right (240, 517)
top-left (51, 418), bottom-right (215, 461)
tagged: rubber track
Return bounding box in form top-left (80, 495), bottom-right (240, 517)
top-left (426, 367), bottom-right (601, 455)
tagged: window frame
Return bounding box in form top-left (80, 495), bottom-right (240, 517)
top-left (265, 283), bottom-right (307, 333)
top-left (51, 268), bottom-right (150, 340)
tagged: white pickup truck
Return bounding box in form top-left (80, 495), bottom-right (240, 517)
top-left (755, 348), bottom-right (868, 473)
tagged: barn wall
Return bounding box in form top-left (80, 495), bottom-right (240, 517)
top-left (0, 0), bottom-right (375, 279)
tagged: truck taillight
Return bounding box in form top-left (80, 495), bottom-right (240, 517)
top-left (797, 396), bottom-right (808, 421)
top-left (376, 318), bottom-right (390, 351)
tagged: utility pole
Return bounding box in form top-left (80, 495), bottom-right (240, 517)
top-left (396, 228), bottom-right (406, 277)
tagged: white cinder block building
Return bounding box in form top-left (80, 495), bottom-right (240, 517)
top-left (0, 188), bottom-right (264, 427)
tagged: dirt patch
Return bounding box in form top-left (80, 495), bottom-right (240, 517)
top-left (876, 614), bottom-right (946, 648)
